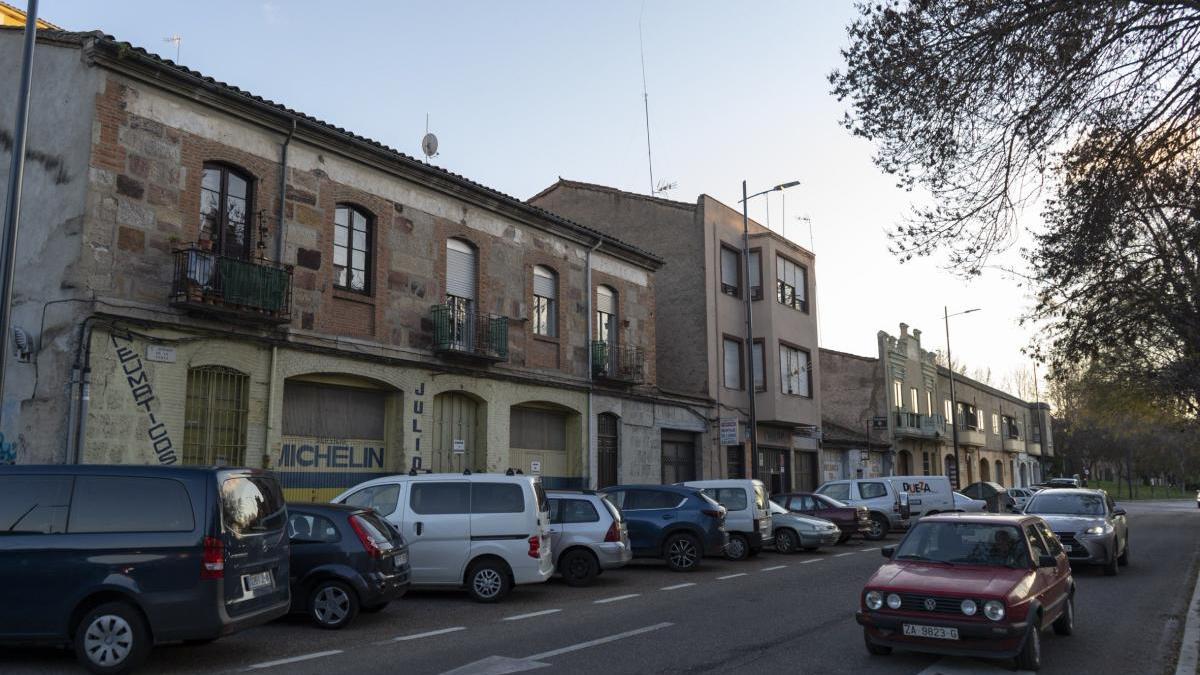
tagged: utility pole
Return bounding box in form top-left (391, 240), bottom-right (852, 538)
top-left (944, 306), bottom-right (961, 490)
top-left (741, 181), bottom-right (758, 480)
top-left (0, 0), bottom-right (40, 428)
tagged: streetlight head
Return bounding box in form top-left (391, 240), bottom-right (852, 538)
top-left (964, 308), bottom-right (982, 314)
top-left (775, 181), bottom-right (801, 190)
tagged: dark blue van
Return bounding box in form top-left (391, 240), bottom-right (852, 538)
top-left (0, 465), bottom-right (290, 673)
top-left (598, 485), bottom-right (728, 572)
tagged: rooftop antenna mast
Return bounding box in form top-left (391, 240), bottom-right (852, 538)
top-left (639, 3), bottom-right (655, 195)
top-left (163, 34), bottom-right (182, 62)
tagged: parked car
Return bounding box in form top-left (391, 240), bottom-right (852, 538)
top-left (1044, 477), bottom-right (1082, 489)
top-left (1023, 488), bottom-right (1129, 576)
top-left (682, 479), bottom-right (773, 560)
top-left (857, 513), bottom-right (1075, 670)
top-left (773, 491), bottom-right (871, 543)
top-left (332, 472), bottom-right (551, 602)
top-left (599, 485), bottom-right (728, 571)
top-left (768, 501), bottom-right (840, 552)
top-left (1007, 488), bottom-right (1034, 510)
top-left (953, 491), bottom-right (987, 512)
top-left (960, 481), bottom-right (1015, 513)
top-left (816, 478), bottom-right (911, 540)
top-left (882, 476), bottom-right (956, 518)
top-left (0, 465), bottom-right (290, 674)
top-left (286, 503), bottom-right (410, 629)
top-left (546, 491), bottom-right (631, 586)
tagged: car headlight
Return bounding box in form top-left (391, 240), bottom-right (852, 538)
top-left (865, 590), bottom-right (883, 610)
top-left (983, 600), bottom-right (1005, 621)
top-left (1085, 523), bottom-right (1113, 535)
top-left (886, 593), bottom-right (902, 610)
top-left (797, 522), bottom-right (819, 532)
top-left (961, 599), bottom-right (977, 616)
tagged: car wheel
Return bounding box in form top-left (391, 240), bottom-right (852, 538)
top-left (664, 533), bottom-right (702, 572)
top-left (467, 559), bottom-right (513, 602)
top-left (360, 602), bottom-right (389, 614)
top-left (775, 528), bottom-right (799, 554)
top-left (309, 580), bottom-right (359, 630)
top-left (1104, 549), bottom-right (1119, 576)
top-left (863, 629), bottom-right (892, 656)
top-left (560, 549), bottom-right (600, 587)
top-left (1053, 595), bottom-right (1074, 636)
top-left (865, 514), bottom-right (889, 541)
top-left (836, 532), bottom-right (852, 545)
top-left (1015, 620), bottom-right (1042, 671)
top-left (74, 601), bottom-right (150, 675)
top-left (1118, 538), bottom-right (1130, 567)
top-left (725, 533), bottom-right (750, 561)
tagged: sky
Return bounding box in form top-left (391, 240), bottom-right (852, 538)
top-left (24, 0), bottom-right (1045, 395)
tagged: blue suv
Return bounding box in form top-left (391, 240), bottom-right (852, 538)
top-left (599, 485), bottom-right (727, 571)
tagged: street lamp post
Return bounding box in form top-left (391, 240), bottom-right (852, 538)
top-left (942, 306), bottom-right (980, 490)
top-left (740, 179), bottom-right (799, 481)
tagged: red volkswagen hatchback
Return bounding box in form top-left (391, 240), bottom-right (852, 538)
top-left (856, 513), bottom-right (1074, 671)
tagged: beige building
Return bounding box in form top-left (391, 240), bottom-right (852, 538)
top-left (530, 180), bottom-right (822, 492)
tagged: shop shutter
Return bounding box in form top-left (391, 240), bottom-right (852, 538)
top-left (446, 239), bottom-right (477, 301)
top-left (283, 381), bottom-right (386, 439)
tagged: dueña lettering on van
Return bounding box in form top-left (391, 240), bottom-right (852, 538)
top-left (278, 442), bottom-right (384, 469)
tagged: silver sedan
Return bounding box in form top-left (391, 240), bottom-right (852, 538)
top-left (1024, 488), bottom-right (1129, 576)
top-left (769, 501), bottom-right (841, 553)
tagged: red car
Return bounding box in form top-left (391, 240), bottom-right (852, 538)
top-left (773, 492), bottom-right (871, 543)
top-left (856, 513), bottom-right (1074, 671)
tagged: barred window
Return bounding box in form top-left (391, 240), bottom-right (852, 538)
top-left (183, 366), bottom-right (249, 466)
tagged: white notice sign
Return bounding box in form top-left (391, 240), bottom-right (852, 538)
top-left (530, 460), bottom-right (541, 473)
top-left (719, 418), bottom-right (739, 445)
top-left (452, 439), bottom-right (465, 453)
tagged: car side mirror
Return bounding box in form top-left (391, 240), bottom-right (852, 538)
top-left (1112, 507), bottom-right (1126, 517)
top-left (1038, 554), bottom-right (1057, 568)
top-left (881, 545), bottom-right (896, 559)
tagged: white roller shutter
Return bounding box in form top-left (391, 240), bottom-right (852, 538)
top-left (596, 286), bottom-right (616, 314)
top-left (446, 239), bottom-right (477, 301)
top-left (533, 266), bottom-right (556, 298)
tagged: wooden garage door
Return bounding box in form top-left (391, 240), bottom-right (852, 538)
top-left (661, 430), bottom-right (696, 484)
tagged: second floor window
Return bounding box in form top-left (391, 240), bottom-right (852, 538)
top-left (893, 380), bottom-right (903, 409)
top-left (780, 344), bottom-right (811, 396)
top-left (533, 265), bottom-right (557, 337)
top-left (723, 337), bottom-right (744, 390)
top-left (776, 255), bottom-right (808, 312)
top-left (200, 163), bottom-right (252, 259)
top-left (748, 249), bottom-right (762, 299)
top-left (992, 412), bottom-right (1000, 435)
top-left (720, 245), bottom-right (741, 297)
top-left (926, 390), bottom-right (934, 416)
top-left (334, 205), bottom-right (371, 293)
top-left (596, 285), bottom-right (617, 344)
top-left (752, 340), bottom-right (765, 392)
top-left (910, 387), bottom-right (919, 413)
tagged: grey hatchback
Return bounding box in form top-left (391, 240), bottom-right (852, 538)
top-left (546, 491), bottom-right (632, 586)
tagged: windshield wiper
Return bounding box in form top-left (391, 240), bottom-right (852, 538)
top-left (895, 553), bottom-right (954, 564)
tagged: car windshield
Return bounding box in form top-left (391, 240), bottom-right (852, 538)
top-left (1025, 492), bottom-right (1106, 516)
top-left (769, 501), bottom-right (788, 515)
top-left (894, 521), bottom-right (1030, 568)
top-left (816, 494), bottom-right (848, 508)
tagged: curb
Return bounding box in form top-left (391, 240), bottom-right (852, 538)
top-left (1175, 568), bottom-right (1200, 675)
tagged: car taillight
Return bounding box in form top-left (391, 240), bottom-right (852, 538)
top-left (527, 535), bottom-right (541, 559)
top-left (349, 515), bottom-right (382, 559)
top-left (604, 521), bottom-right (621, 542)
top-left (201, 536), bottom-right (224, 580)
top-left (701, 509), bottom-right (722, 518)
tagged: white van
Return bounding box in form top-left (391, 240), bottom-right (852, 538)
top-left (883, 476), bottom-right (955, 518)
top-left (681, 479), bottom-right (773, 560)
top-left (816, 475), bottom-right (954, 540)
top-left (332, 472), bottom-right (552, 602)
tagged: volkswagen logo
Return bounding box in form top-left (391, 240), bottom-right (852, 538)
top-left (924, 598), bottom-right (937, 611)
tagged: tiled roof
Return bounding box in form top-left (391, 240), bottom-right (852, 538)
top-left (529, 177), bottom-right (698, 211)
top-left (0, 26), bottom-right (663, 266)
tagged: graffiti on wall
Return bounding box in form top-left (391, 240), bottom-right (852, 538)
top-left (0, 433), bottom-right (14, 464)
top-left (111, 331), bottom-right (177, 464)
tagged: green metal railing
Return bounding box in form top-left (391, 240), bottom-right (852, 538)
top-left (431, 303), bottom-right (508, 361)
top-left (171, 246), bottom-right (292, 323)
top-left (591, 340), bottom-right (645, 383)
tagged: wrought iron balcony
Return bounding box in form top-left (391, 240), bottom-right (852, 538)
top-left (170, 246), bottom-right (292, 324)
top-left (893, 412), bottom-right (945, 439)
top-left (431, 304), bottom-right (509, 362)
top-left (591, 341), bottom-right (645, 384)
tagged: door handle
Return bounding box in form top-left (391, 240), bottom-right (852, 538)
top-left (415, 522), bottom-right (424, 536)
top-left (661, 513), bottom-right (674, 520)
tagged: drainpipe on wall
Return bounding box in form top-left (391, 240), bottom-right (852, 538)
top-left (66, 315), bottom-right (98, 464)
top-left (262, 345), bottom-right (278, 469)
top-left (275, 119), bottom-right (297, 263)
top-left (585, 239), bottom-right (602, 488)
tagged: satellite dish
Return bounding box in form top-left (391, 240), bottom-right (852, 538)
top-left (421, 132), bottom-right (439, 159)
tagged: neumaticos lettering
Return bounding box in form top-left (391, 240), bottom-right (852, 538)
top-left (111, 331), bottom-right (177, 464)
top-left (278, 443), bottom-right (384, 469)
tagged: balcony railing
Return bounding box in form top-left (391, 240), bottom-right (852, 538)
top-left (893, 412), bottom-right (945, 439)
top-left (1003, 436), bottom-right (1024, 453)
top-left (591, 341), bottom-right (645, 384)
top-left (170, 246), bottom-right (292, 324)
top-left (953, 418), bottom-right (987, 446)
top-left (431, 304), bottom-right (509, 361)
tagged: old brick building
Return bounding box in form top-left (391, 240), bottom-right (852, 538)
top-left (0, 28), bottom-right (714, 496)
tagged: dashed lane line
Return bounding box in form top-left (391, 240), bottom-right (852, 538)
top-left (801, 558), bottom-right (822, 564)
top-left (594, 593), bottom-right (641, 604)
top-left (502, 609), bottom-right (562, 622)
top-left (246, 650), bottom-right (342, 670)
top-left (761, 565), bottom-right (787, 571)
top-left (860, 547), bottom-right (880, 552)
top-left (661, 582), bottom-right (696, 590)
top-left (834, 552), bottom-right (856, 558)
top-left (524, 622), bottom-right (674, 661)
top-left (390, 626), bottom-right (467, 642)
top-left (717, 573), bottom-right (748, 580)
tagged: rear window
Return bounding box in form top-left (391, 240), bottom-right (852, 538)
top-left (343, 484), bottom-right (400, 517)
top-left (599, 495), bottom-right (622, 522)
top-left (549, 498), bottom-right (600, 524)
top-left (472, 483), bottom-right (525, 514)
top-left (0, 475), bottom-right (71, 534)
top-left (70, 476), bottom-right (195, 533)
top-left (818, 482), bottom-right (850, 501)
top-left (858, 482), bottom-right (888, 499)
top-left (289, 512), bottom-right (340, 543)
top-left (626, 489), bottom-right (684, 510)
top-left (704, 487), bottom-right (748, 511)
top-left (221, 476), bottom-right (286, 536)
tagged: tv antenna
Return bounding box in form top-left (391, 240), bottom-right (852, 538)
top-left (163, 34), bottom-right (182, 62)
top-left (421, 113), bottom-right (439, 160)
top-left (653, 179), bottom-right (677, 196)
top-left (639, 3), bottom-right (656, 195)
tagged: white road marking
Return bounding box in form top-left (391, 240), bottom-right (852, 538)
top-left (717, 573), bottom-right (747, 580)
top-left (860, 547), bottom-right (880, 552)
top-left (524, 622), bottom-right (674, 661)
top-left (504, 607), bottom-right (564, 619)
top-left (392, 626), bottom-right (467, 641)
top-left (801, 558), bottom-right (822, 564)
top-left (246, 650), bottom-right (342, 670)
top-left (834, 552), bottom-right (856, 557)
top-left (594, 593), bottom-right (640, 604)
top-left (761, 565), bottom-right (787, 571)
top-left (660, 582), bottom-right (696, 590)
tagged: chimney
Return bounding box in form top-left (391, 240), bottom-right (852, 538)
top-left (912, 328), bottom-right (922, 345)
top-left (899, 323), bottom-right (909, 338)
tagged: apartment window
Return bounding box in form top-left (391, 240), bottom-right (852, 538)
top-left (922, 451), bottom-right (931, 476)
top-left (775, 255), bottom-right (808, 312)
top-left (446, 238), bottom-right (478, 308)
top-left (779, 344), bottom-right (811, 397)
top-left (1003, 415), bottom-right (1020, 439)
top-left (532, 265), bottom-right (557, 337)
top-left (595, 285), bottom-right (617, 344)
top-left (976, 408), bottom-right (985, 430)
top-left (957, 402), bottom-right (979, 429)
top-left (991, 412), bottom-right (1000, 435)
top-left (200, 163), bottom-right (253, 259)
top-left (944, 399), bottom-right (953, 424)
top-left (723, 337), bottom-right (744, 390)
top-left (893, 380), bottom-right (903, 409)
top-left (910, 387), bottom-right (919, 413)
top-left (334, 204), bottom-right (372, 293)
top-left (183, 366), bottom-right (249, 466)
top-left (926, 390), bottom-right (934, 416)
top-left (752, 339), bottom-right (766, 392)
top-left (748, 249), bottom-right (763, 299)
top-left (720, 245), bottom-right (741, 297)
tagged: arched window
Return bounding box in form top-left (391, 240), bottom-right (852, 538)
top-left (200, 163), bottom-right (253, 259)
top-left (183, 366), bottom-right (249, 466)
top-left (532, 265), bottom-right (557, 337)
top-left (595, 285), bottom-right (617, 344)
top-left (995, 459), bottom-right (1004, 486)
top-left (979, 458), bottom-right (991, 482)
top-left (334, 204), bottom-right (372, 293)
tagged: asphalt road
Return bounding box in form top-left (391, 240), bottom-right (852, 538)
top-left (4, 500), bottom-right (1197, 674)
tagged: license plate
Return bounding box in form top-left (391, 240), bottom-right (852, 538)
top-left (903, 624), bottom-right (959, 640)
top-left (243, 571), bottom-right (272, 592)
top-left (395, 551), bottom-right (408, 567)
top-left (1061, 544), bottom-right (1073, 552)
